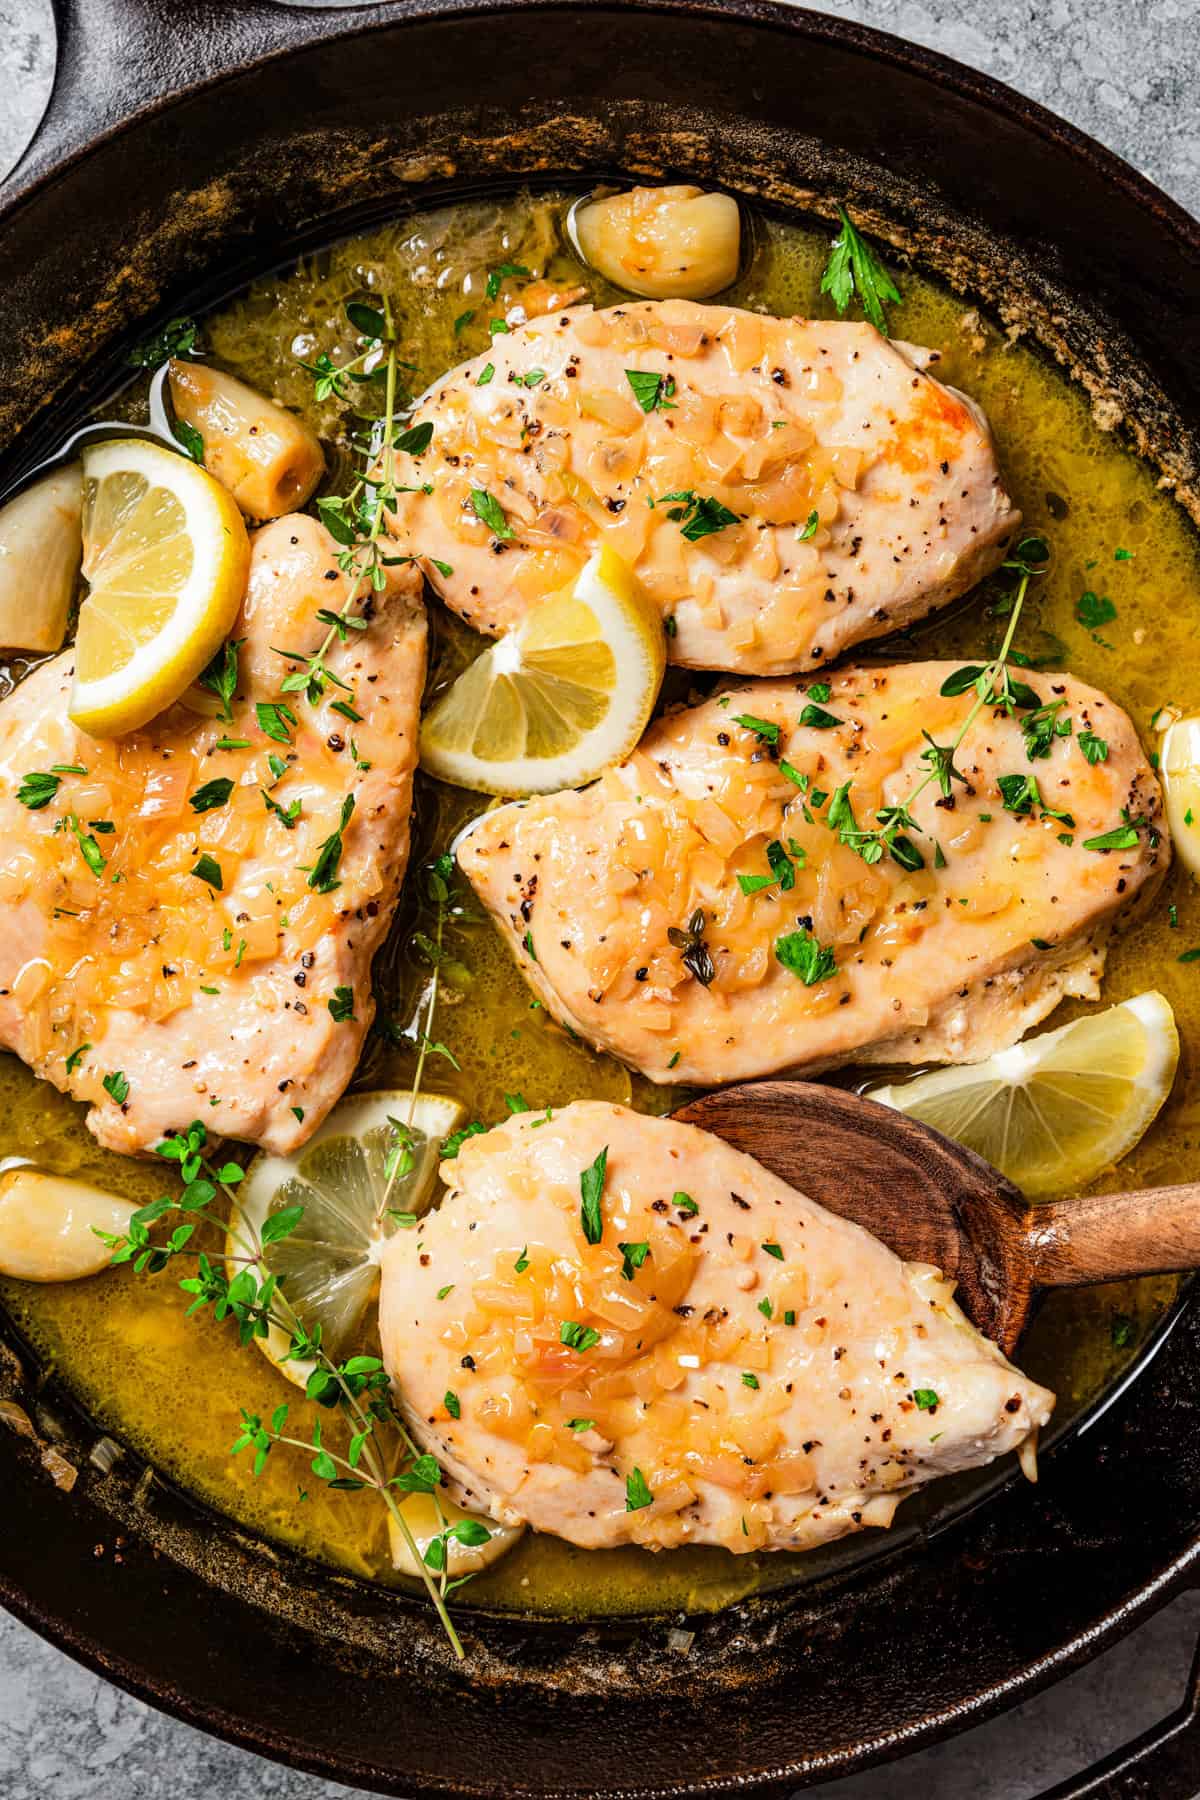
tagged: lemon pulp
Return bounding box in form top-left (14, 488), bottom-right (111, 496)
top-left (419, 544), bottom-right (665, 794)
top-left (69, 438), bottom-right (249, 737)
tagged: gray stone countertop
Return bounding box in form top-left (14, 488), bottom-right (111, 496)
top-left (1, 0), bottom-right (1199, 1795)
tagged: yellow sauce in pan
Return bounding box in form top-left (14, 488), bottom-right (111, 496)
top-left (0, 192), bottom-right (1195, 1616)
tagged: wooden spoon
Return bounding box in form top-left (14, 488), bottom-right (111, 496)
top-left (674, 1080), bottom-right (1200, 1357)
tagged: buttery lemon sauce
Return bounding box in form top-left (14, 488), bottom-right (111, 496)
top-left (1, 193), bottom-right (1196, 1616)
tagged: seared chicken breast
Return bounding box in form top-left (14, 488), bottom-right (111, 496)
top-left (0, 515), bottom-right (424, 1156)
top-left (379, 1102), bottom-right (1055, 1554)
top-left (387, 300), bottom-right (1018, 675)
top-left (458, 663), bottom-right (1167, 1086)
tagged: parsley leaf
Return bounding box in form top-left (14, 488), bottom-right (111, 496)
top-left (1079, 729), bottom-right (1109, 764)
top-left (625, 369), bottom-right (677, 413)
top-left (198, 638), bottom-right (242, 722)
top-left (102, 1070), bottom-right (129, 1104)
top-left (189, 777), bottom-right (234, 814)
top-left (819, 206), bottom-right (902, 335)
top-left (625, 1467), bottom-right (653, 1512)
top-left (1076, 590), bottom-right (1117, 630)
top-left (580, 1146), bottom-right (608, 1245)
top-left (307, 793), bottom-right (355, 894)
top-left (328, 986), bottom-right (356, 1023)
top-left (191, 853), bottom-right (223, 890)
top-left (775, 928), bottom-right (838, 986)
top-left (17, 771), bottom-right (63, 809)
top-left (913, 1388), bottom-right (940, 1412)
top-left (618, 1240), bottom-right (650, 1282)
top-left (733, 712), bottom-right (780, 745)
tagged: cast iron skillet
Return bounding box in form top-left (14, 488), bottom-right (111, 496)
top-left (3, 2), bottom-right (1200, 1795)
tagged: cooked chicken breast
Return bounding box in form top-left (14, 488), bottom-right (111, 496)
top-left (0, 515), bottom-right (424, 1156)
top-left (387, 300), bottom-right (1018, 675)
top-left (379, 1102), bottom-right (1055, 1554)
top-left (458, 662), bottom-right (1167, 1086)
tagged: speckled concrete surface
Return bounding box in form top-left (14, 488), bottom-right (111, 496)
top-left (2, 2), bottom-right (1199, 1796)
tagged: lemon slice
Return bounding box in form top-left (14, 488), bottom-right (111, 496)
top-left (870, 991), bottom-right (1178, 1199)
top-left (231, 1090), bottom-right (464, 1388)
top-left (419, 545), bottom-right (665, 794)
top-left (387, 1492), bottom-right (524, 1579)
top-left (69, 438), bottom-right (250, 737)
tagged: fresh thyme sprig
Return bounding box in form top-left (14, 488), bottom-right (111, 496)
top-left (278, 297), bottom-right (428, 715)
top-left (829, 535), bottom-right (1051, 869)
top-left (97, 1115), bottom-right (473, 1658)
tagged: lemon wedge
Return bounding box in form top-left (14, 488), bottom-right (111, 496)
top-left (1160, 712), bottom-right (1200, 877)
top-left (419, 544), bottom-right (665, 794)
top-left (230, 1090), bottom-right (464, 1389)
top-left (69, 438), bottom-right (250, 737)
top-left (870, 991), bottom-right (1178, 1199)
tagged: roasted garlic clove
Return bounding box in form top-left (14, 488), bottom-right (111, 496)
top-left (0, 1169), bottom-right (136, 1282)
top-left (0, 462), bottom-right (82, 652)
top-left (387, 1488), bottom-right (524, 1578)
top-left (1161, 712), bottom-right (1200, 877)
top-left (168, 360), bottom-right (324, 521)
top-left (570, 185), bottom-right (741, 300)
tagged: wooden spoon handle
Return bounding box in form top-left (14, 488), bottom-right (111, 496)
top-left (1026, 1182), bottom-right (1200, 1288)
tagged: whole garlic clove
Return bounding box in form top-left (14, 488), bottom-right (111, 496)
top-left (0, 1168), bottom-right (137, 1282)
top-left (570, 185), bottom-right (741, 301)
top-left (168, 360), bottom-right (324, 521)
top-left (0, 462), bottom-right (83, 653)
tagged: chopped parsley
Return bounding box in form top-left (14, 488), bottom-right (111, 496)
top-left (65, 1043), bottom-right (90, 1076)
top-left (327, 986), bottom-right (356, 1022)
top-left (17, 771), bottom-right (65, 809)
top-left (559, 1320), bottom-right (600, 1353)
top-left (799, 703), bottom-right (843, 730)
top-left (625, 369), bottom-right (677, 413)
top-left (673, 1191), bottom-right (699, 1217)
top-left (625, 1467), bottom-right (654, 1512)
top-left (732, 713), bottom-right (780, 745)
top-left (1076, 590), bottom-right (1117, 630)
top-left (762, 1242), bottom-right (784, 1261)
top-left (307, 792), bottom-right (355, 894)
top-left (102, 1069), bottom-right (129, 1105)
top-left (654, 489), bottom-right (740, 542)
top-left (256, 700), bottom-right (296, 745)
top-left (190, 853), bottom-right (223, 890)
top-left (579, 1146), bottom-right (608, 1246)
top-left (441, 1121), bottom-right (487, 1159)
top-left (476, 362), bottom-right (495, 386)
top-left (198, 638), bottom-right (242, 722)
top-left (189, 777), bottom-right (235, 814)
top-left (913, 1388), bottom-right (940, 1412)
top-left (775, 928), bottom-right (837, 986)
top-left (741, 1372), bottom-right (760, 1390)
top-left (618, 1240), bottom-right (650, 1282)
top-left (444, 1389), bottom-right (461, 1419)
top-left (1079, 729), bottom-right (1109, 764)
top-left (1083, 823), bottom-right (1141, 852)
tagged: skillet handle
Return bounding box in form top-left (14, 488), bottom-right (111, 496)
top-left (1033, 1607), bottom-right (1200, 1799)
top-left (1, 0), bottom-right (328, 196)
